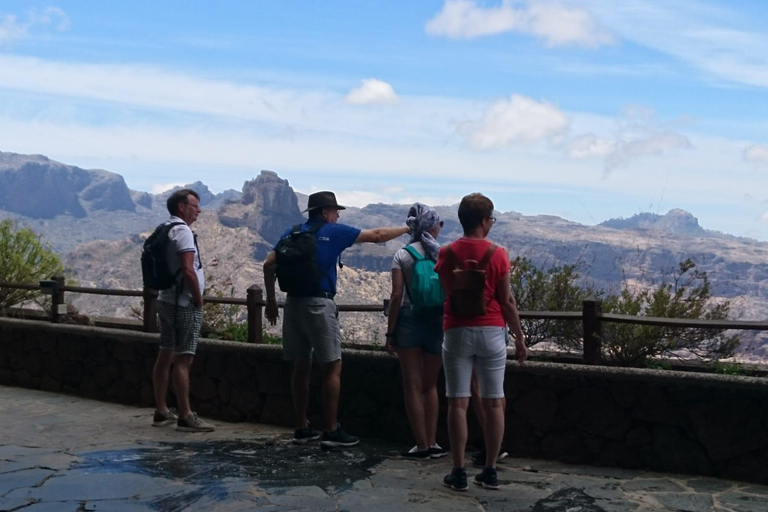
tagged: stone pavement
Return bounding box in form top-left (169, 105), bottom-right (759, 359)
top-left (1, 386), bottom-right (767, 512)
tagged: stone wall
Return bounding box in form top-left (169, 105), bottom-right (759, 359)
top-left (2, 317), bottom-right (767, 484)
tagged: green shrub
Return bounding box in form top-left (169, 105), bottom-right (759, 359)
top-left (0, 220), bottom-right (64, 312)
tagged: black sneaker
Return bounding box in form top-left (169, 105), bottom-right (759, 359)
top-left (428, 444), bottom-right (448, 459)
top-left (472, 448), bottom-right (509, 467)
top-left (293, 422), bottom-right (321, 445)
top-left (443, 467), bottom-right (468, 491)
top-left (401, 447), bottom-right (430, 459)
top-left (321, 424), bottom-right (359, 447)
top-left (474, 467), bottom-right (499, 490)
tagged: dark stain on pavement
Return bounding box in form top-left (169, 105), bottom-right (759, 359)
top-left (532, 487), bottom-right (608, 512)
top-left (74, 440), bottom-right (385, 511)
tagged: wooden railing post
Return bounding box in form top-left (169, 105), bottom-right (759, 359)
top-left (582, 297), bottom-right (603, 365)
top-left (247, 285), bottom-right (264, 344)
top-left (143, 287), bottom-right (159, 332)
top-left (50, 275), bottom-right (65, 324)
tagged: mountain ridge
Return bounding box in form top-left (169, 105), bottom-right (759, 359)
top-left (3, 151), bottom-right (768, 361)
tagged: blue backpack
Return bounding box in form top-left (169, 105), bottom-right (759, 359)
top-left (403, 245), bottom-right (445, 314)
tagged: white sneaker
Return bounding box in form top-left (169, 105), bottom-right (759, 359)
top-left (176, 412), bottom-right (215, 432)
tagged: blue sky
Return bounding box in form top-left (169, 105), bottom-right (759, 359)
top-left (2, 1), bottom-right (768, 238)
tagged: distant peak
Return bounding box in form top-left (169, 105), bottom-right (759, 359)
top-left (600, 209), bottom-right (707, 237)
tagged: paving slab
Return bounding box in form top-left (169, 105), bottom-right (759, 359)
top-left (2, 385), bottom-right (768, 512)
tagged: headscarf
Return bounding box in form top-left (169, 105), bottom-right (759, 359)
top-left (406, 202), bottom-right (441, 261)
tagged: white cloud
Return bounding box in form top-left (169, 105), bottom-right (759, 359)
top-left (566, 108), bottom-right (693, 172)
top-left (0, 7), bottom-right (69, 45)
top-left (303, 188), bottom-right (461, 209)
top-left (344, 78), bottom-right (398, 105)
top-left (28, 7), bottom-right (70, 31)
top-left (580, 0), bottom-right (768, 89)
top-left (462, 94), bottom-right (569, 150)
top-left (151, 182), bottom-right (186, 194)
top-left (333, 190), bottom-right (390, 207)
top-left (425, 0), bottom-right (614, 47)
top-left (526, 2), bottom-right (614, 48)
top-left (398, 194), bottom-right (463, 207)
top-left (744, 144), bottom-right (768, 165)
top-left (605, 132), bottom-right (692, 171)
top-left (0, 15), bottom-right (27, 43)
top-left (568, 134), bottom-right (615, 159)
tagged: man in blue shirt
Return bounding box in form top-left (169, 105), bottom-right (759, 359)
top-left (263, 191), bottom-right (410, 447)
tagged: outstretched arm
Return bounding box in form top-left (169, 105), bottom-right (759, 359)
top-left (355, 226), bottom-right (410, 244)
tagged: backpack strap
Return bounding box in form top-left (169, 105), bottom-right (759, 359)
top-left (444, 243), bottom-right (461, 270)
top-left (162, 221), bottom-right (186, 289)
top-left (403, 244), bottom-right (425, 262)
top-left (401, 245), bottom-right (422, 304)
top-left (478, 245), bottom-right (497, 270)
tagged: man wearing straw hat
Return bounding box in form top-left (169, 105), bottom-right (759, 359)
top-left (264, 191), bottom-right (409, 447)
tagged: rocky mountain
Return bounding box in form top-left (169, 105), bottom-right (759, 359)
top-left (218, 171), bottom-right (305, 258)
top-left (0, 151), bottom-right (135, 218)
top-left (66, 211), bottom-right (391, 340)
top-left (158, 181), bottom-right (241, 210)
top-left (3, 151), bottom-right (768, 357)
top-left (600, 209), bottom-right (711, 238)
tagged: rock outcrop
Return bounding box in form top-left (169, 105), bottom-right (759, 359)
top-left (218, 171), bottom-right (304, 257)
top-left (600, 209), bottom-right (709, 238)
top-left (157, 181), bottom-right (242, 210)
top-left (0, 151), bottom-right (136, 218)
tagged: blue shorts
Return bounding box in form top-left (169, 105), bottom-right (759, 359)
top-left (392, 306), bottom-right (443, 355)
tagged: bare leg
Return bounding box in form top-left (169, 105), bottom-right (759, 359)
top-left (171, 354), bottom-right (194, 418)
top-left (152, 348), bottom-right (174, 412)
top-left (447, 397), bottom-right (470, 468)
top-left (291, 359), bottom-right (312, 429)
top-left (321, 359), bottom-right (342, 432)
top-left (398, 348), bottom-right (428, 450)
top-left (481, 397), bottom-right (505, 468)
top-left (421, 353), bottom-right (443, 447)
top-left (470, 372), bottom-right (485, 434)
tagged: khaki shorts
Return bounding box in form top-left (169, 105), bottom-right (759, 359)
top-left (282, 297), bottom-right (342, 364)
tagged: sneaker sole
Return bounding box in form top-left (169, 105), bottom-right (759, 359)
top-left (152, 419), bottom-right (176, 427)
top-left (176, 426), bottom-right (216, 432)
top-left (321, 440), bottom-right (360, 447)
top-left (292, 436), bottom-right (320, 445)
top-left (429, 452), bottom-right (448, 459)
top-left (442, 481), bottom-right (468, 492)
top-left (474, 480), bottom-right (499, 490)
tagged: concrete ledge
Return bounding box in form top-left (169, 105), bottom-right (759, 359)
top-left (2, 316), bottom-right (768, 484)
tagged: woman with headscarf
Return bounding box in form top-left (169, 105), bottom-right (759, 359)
top-left (385, 202), bottom-right (448, 459)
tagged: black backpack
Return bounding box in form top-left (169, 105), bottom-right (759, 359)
top-left (141, 222), bottom-right (184, 290)
top-left (275, 222), bottom-right (324, 296)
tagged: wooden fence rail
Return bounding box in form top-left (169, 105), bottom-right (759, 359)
top-left (3, 277), bottom-right (767, 364)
